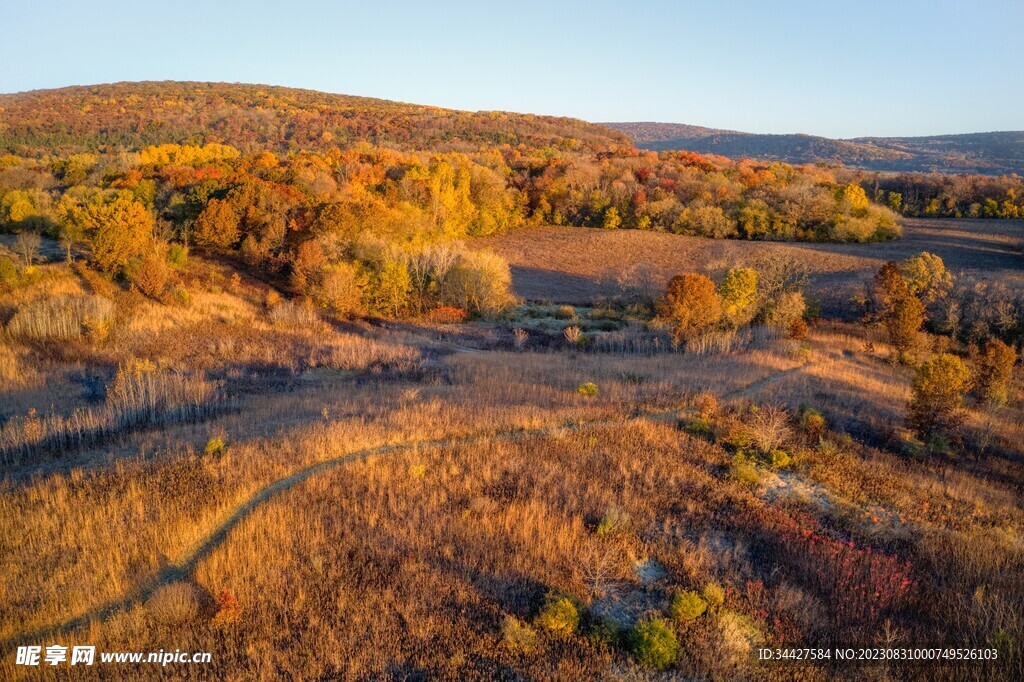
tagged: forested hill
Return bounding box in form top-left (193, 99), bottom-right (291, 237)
top-left (2, 81), bottom-right (1021, 276)
top-left (0, 82), bottom-right (630, 156)
top-left (606, 122), bottom-right (1024, 176)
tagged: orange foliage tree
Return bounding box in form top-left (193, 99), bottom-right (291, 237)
top-left (656, 273), bottom-right (723, 343)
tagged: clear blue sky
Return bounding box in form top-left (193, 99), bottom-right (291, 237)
top-left (3, 0), bottom-right (1021, 138)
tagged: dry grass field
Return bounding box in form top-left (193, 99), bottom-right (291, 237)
top-left (1, 237), bottom-right (1022, 680)
top-left (475, 218), bottom-right (1024, 317)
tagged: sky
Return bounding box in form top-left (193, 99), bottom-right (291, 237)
top-left (2, 0), bottom-right (1022, 138)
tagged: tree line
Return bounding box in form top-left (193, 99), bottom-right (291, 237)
top-left (859, 171), bottom-right (1024, 220)
top-left (0, 132), bottom-right (914, 320)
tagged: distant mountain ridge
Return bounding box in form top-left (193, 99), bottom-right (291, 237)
top-left (605, 122), bottom-right (1024, 175)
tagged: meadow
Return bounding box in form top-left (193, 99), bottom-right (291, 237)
top-left (1, 228), bottom-right (1022, 680)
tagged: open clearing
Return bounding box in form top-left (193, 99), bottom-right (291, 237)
top-left (476, 218), bottom-right (1024, 316)
top-left (4, 319), bottom-right (1022, 679)
top-left (2, 234), bottom-right (1022, 679)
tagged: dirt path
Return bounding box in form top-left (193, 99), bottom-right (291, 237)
top-left (0, 414), bottom-right (665, 649)
top-left (718, 364), bottom-right (804, 402)
top-left (1, 364), bottom-right (806, 649)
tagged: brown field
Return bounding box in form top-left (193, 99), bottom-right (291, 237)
top-left (1, 236), bottom-right (1022, 680)
top-left (475, 218), bottom-right (1024, 317)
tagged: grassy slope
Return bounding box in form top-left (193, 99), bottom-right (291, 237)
top-left (0, 257), bottom-right (1022, 679)
top-left (0, 84), bottom-right (1022, 679)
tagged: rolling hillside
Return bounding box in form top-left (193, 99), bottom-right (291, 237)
top-left (0, 81), bottom-right (630, 156)
top-left (607, 121), bottom-right (1024, 175)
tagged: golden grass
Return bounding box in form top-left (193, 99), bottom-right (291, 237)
top-left (0, 367), bottom-right (226, 467)
top-left (0, 336), bottom-right (807, 642)
top-left (1, 257), bottom-right (1022, 680)
top-left (0, 339), bottom-right (40, 389)
top-left (6, 294), bottom-right (114, 340)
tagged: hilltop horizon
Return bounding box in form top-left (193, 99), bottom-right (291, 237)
top-left (3, 80), bottom-right (1022, 142)
top-left (604, 120), bottom-right (1024, 143)
top-left (4, 80), bottom-right (1022, 176)
top-left (606, 121), bottom-right (1024, 176)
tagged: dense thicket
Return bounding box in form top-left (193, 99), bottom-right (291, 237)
top-left (861, 172), bottom-right (1024, 219)
top-left (0, 141), bottom-right (904, 293)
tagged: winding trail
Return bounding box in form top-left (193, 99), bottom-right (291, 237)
top-left (1, 362), bottom-right (803, 650)
top-left (720, 364), bottom-right (804, 402)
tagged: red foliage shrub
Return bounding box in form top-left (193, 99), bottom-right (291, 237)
top-left (424, 306), bottom-right (468, 324)
top-left (211, 588), bottom-right (243, 626)
top-left (737, 504), bottom-right (914, 626)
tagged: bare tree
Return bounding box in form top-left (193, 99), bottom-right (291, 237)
top-left (615, 264), bottom-right (660, 310)
top-left (745, 403), bottom-right (793, 453)
top-left (564, 325), bottom-right (583, 345)
top-left (407, 242), bottom-right (460, 312)
top-left (575, 542), bottom-right (625, 600)
top-left (59, 231), bottom-right (75, 263)
top-left (15, 231), bottom-right (42, 268)
top-left (512, 327), bottom-right (529, 350)
top-left (754, 254), bottom-right (809, 299)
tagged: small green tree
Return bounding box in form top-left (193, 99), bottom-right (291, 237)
top-left (630, 617), bottom-right (679, 670)
top-left (534, 592), bottom-right (579, 636)
top-left (669, 590), bottom-right (707, 622)
top-left (0, 256), bottom-right (17, 284)
top-left (703, 582), bottom-right (726, 608)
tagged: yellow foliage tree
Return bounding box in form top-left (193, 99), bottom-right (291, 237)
top-left (718, 267), bottom-right (758, 327)
top-left (138, 143), bottom-right (240, 167)
top-left (900, 252), bottom-right (952, 304)
top-left (908, 353), bottom-right (971, 442)
top-left (59, 195), bottom-right (154, 273)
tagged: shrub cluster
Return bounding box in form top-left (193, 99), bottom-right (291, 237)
top-left (655, 257), bottom-right (809, 346)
